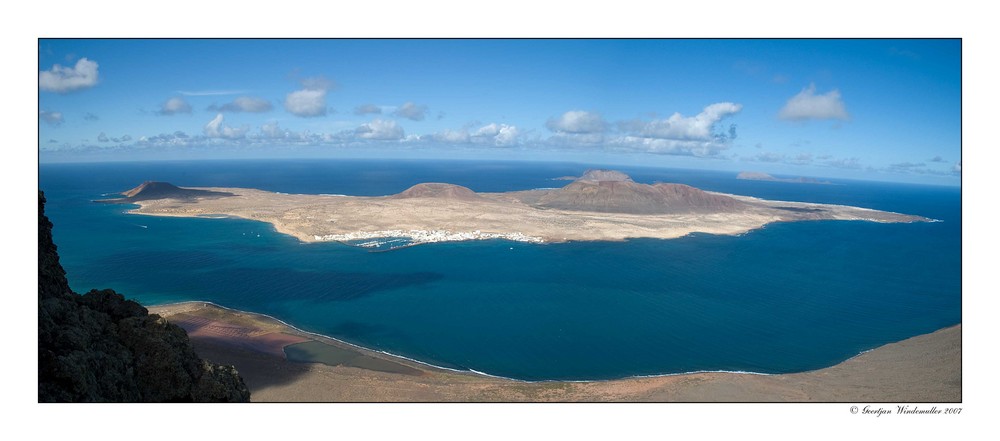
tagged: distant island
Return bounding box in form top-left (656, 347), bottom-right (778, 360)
top-left (96, 181), bottom-right (234, 203)
top-left (103, 169), bottom-right (930, 249)
top-left (737, 171), bottom-right (833, 185)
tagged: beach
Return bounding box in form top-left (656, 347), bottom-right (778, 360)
top-left (150, 302), bottom-right (961, 402)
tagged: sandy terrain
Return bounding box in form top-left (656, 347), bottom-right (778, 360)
top-left (127, 186), bottom-right (929, 246)
top-left (150, 302), bottom-right (960, 402)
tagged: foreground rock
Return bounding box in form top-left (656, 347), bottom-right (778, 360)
top-left (38, 191), bottom-right (250, 402)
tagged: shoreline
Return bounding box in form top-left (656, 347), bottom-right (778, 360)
top-left (149, 300), bottom-right (961, 401)
top-left (148, 300), bottom-right (795, 382)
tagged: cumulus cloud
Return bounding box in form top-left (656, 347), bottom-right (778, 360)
top-left (472, 123), bottom-right (521, 147)
top-left (97, 132), bottom-right (109, 142)
top-left (354, 104), bottom-right (382, 115)
top-left (433, 129), bottom-right (470, 143)
top-left (355, 119), bottom-right (404, 140)
top-left (285, 76), bottom-right (332, 117)
top-left (609, 137), bottom-right (730, 156)
top-left (493, 126), bottom-right (521, 147)
top-left (606, 102), bottom-right (742, 156)
top-left (638, 103), bottom-right (742, 140)
top-left (394, 102), bottom-right (428, 121)
top-left (929, 155), bottom-right (947, 163)
top-left (159, 97), bottom-right (192, 115)
top-left (779, 84), bottom-right (849, 121)
top-left (203, 113), bottom-right (248, 139)
top-left (208, 96), bottom-right (273, 113)
top-left (546, 110), bottom-right (608, 134)
top-left (39, 58), bottom-right (100, 93)
top-left (425, 122), bottom-right (522, 147)
top-left (39, 110), bottom-right (64, 126)
top-left (259, 121), bottom-right (304, 141)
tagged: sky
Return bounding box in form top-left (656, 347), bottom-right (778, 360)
top-left (37, 39), bottom-right (961, 185)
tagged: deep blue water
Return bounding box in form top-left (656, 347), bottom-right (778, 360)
top-left (39, 159), bottom-right (961, 381)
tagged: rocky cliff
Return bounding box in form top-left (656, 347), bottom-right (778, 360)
top-left (38, 191), bottom-right (250, 402)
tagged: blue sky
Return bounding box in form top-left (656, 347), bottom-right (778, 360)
top-left (38, 39), bottom-right (961, 185)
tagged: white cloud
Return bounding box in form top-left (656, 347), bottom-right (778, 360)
top-left (636, 102), bottom-right (742, 140)
top-left (548, 132), bottom-right (605, 146)
top-left (472, 123), bottom-right (522, 147)
top-left (604, 102), bottom-right (742, 156)
top-left (394, 102), bottom-right (428, 121)
top-left (493, 125), bottom-right (521, 147)
top-left (284, 76), bottom-right (331, 117)
top-left (285, 89), bottom-right (327, 117)
top-left (433, 129), bottom-right (470, 143)
top-left (159, 97), bottom-right (192, 115)
top-left (39, 110), bottom-right (64, 126)
top-left (39, 58), bottom-right (99, 93)
top-left (209, 96), bottom-right (273, 113)
top-left (953, 161), bottom-right (961, 174)
top-left (779, 84), bottom-right (849, 121)
top-left (354, 104), bottom-right (382, 115)
top-left (355, 119), bottom-right (404, 140)
top-left (546, 110), bottom-right (607, 134)
top-left (259, 121), bottom-right (303, 141)
top-left (609, 137), bottom-right (730, 156)
top-left (203, 113), bottom-right (248, 139)
top-left (97, 132), bottom-right (109, 142)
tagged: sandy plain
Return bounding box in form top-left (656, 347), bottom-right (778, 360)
top-left (127, 186), bottom-right (929, 246)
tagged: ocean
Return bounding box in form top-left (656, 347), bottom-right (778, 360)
top-left (38, 159), bottom-right (962, 381)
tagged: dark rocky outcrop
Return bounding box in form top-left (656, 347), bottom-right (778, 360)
top-left (96, 181), bottom-right (234, 204)
top-left (38, 191), bottom-right (250, 402)
top-left (532, 169), bottom-right (747, 214)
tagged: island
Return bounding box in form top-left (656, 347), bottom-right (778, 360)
top-left (104, 169), bottom-right (930, 249)
top-left (737, 171), bottom-right (833, 185)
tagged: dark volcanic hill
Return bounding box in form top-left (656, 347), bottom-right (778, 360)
top-left (531, 169), bottom-right (747, 214)
top-left (39, 191), bottom-right (250, 402)
top-left (97, 181), bottom-right (234, 203)
top-left (391, 183), bottom-right (482, 201)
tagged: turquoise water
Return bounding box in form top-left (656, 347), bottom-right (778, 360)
top-left (39, 159), bottom-right (961, 381)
